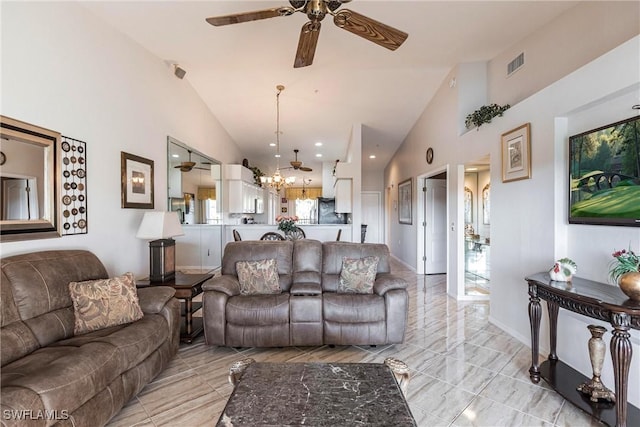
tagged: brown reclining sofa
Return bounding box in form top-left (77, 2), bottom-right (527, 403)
top-left (203, 240), bottom-right (408, 347)
top-left (0, 250), bottom-right (180, 426)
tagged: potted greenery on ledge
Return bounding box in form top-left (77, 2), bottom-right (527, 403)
top-left (465, 103), bottom-right (511, 130)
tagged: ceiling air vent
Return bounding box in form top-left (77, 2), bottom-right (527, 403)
top-left (507, 52), bottom-right (524, 76)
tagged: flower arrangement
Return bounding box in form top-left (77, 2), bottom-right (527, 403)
top-left (276, 215), bottom-right (299, 233)
top-left (609, 247), bottom-right (640, 283)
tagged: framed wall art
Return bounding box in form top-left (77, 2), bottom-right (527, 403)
top-left (398, 178), bottom-right (412, 224)
top-left (121, 152), bottom-right (154, 209)
top-left (501, 123), bottom-right (531, 182)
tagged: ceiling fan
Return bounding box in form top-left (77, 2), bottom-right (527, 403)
top-left (205, 0), bottom-right (408, 68)
top-left (288, 149), bottom-right (313, 172)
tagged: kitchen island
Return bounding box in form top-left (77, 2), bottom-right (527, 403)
top-left (225, 224), bottom-right (352, 243)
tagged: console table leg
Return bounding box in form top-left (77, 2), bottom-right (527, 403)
top-left (528, 283), bottom-right (541, 383)
top-left (547, 301), bottom-right (559, 361)
top-left (610, 313), bottom-right (632, 427)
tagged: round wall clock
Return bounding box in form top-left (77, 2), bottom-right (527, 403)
top-left (426, 147), bottom-right (434, 164)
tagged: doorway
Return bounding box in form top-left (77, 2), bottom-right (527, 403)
top-left (361, 191), bottom-right (383, 243)
top-left (463, 156), bottom-right (491, 297)
top-left (417, 168), bottom-right (447, 275)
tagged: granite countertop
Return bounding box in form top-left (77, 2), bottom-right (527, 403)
top-left (218, 362), bottom-right (416, 426)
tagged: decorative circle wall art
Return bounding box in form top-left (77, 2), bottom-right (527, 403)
top-left (60, 136), bottom-right (87, 235)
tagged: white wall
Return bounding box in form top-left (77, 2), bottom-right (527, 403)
top-left (387, 30), bottom-right (640, 408)
top-left (0, 2), bottom-right (243, 276)
top-left (488, 1), bottom-right (640, 107)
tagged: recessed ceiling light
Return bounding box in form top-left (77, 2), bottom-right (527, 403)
top-left (315, 142), bottom-right (323, 146)
top-left (172, 154), bottom-right (180, 158)
top-left (315, 153), bottom-right (322, 157)
top-left (275, 154), bottom-right (281, 158)
top-left (369, 155), bottom-right (376, 159)
top-left (269, 143), bottom-right (276, 147)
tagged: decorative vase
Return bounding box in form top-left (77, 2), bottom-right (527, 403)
top-left (577, 325), bottom-right (615, 402)
top-left (618, 272), bottom-right (640, 302)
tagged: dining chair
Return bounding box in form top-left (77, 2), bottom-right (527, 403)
top-left (287, 226), bottom-right (305, 240)
top-left (260, 232), bottom-right (285, 241)
top-left (233, 229), bottom-right (242, 241)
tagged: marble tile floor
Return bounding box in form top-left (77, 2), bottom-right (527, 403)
top-left (109, 260), bottom-right (602, 427)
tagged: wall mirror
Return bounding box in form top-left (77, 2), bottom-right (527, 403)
top-left (0, 116), bottom-right (60, 241)
top-left (167, 136), bottom-right (222, 273)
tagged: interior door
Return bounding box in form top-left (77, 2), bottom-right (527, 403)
top-left (424, 179), bottom-right (446, 274)
top-left (361, 191), bottom-right (382, 243)
top-left (2, 177), bottom-right (38, 220)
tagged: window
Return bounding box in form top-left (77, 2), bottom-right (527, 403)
top-left (294, 198), bottom-right (317, 224)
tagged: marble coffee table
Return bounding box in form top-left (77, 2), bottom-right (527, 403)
top-left (217, 358), bottom-right (416, 426)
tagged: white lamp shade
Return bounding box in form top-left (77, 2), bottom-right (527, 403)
top-left (136, 211), bottom-right (184, 240)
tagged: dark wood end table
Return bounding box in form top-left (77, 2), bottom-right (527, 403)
top-left (137, 272), bottom-right (213, 343)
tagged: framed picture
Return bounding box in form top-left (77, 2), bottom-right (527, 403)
top-left (121, 152), bottom-right (154, 209)
top-left (398, 178), bottom-right (412, 224)
top-left (281, 197), bottom-right (288, 204)
top-left (502, 123), bottom-right (531, 182)
top-left (281, 207), bottom-right (288, 213)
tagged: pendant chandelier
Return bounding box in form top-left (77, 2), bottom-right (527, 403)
top-left (260, 85), bottom-right (295, 192)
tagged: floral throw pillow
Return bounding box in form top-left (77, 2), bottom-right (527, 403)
top-left (338, 256), bottom-right (379, 294)
top-left (68, 272), bottom-right (144, 335)
top-left (236, 259), bottom-right (281, 295)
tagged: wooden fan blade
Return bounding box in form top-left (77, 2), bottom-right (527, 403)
top-left (300, 166), bottom-right (313, 172)
top-left (333, 9), bottom-right (407, 51)
top-left (206, 7), bottom-right (292, 26)
top-left (294, 21), bottom-right (321, 68)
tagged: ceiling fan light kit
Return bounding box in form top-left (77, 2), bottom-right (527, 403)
top-left (206, 0), bottom-right (408, 68)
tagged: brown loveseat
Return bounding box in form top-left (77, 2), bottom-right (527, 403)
top-left (0, 250), bottom-right (180, 427)
top-left (202, 240), bottom-right (408, 347)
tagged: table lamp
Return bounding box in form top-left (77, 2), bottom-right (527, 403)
top-left (136, 211), bottom-right (184, 283)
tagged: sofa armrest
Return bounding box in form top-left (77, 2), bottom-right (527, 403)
top-left (373, 273), bottom-right (407, 296)
top-left (290, 282), bottom-right (322, 295)
top-left (202, 275), bottom-right (241, 296)
top-left (137, 286), bottom-right (176, 314)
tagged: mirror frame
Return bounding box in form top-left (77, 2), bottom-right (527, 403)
top-left (1, 115), bottom-right (61, 241)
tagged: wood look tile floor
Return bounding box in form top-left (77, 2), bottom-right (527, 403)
top-left (108, 259), bottom-right (600, 427)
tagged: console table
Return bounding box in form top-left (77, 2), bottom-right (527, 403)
top-left (526, 272), bottom-right (640, 427)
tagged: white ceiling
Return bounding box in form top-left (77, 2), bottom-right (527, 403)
top-left (82, 1), bottom-right (578, 185)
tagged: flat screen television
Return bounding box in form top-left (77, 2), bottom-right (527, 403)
top-left (569, 115), bottom-right (640, 226)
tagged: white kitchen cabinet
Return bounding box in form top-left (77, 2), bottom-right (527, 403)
top-left (227, 180), bottom-right (265, 214)
top-left (255, 187), bottom-right (265, 214)
top-left (223, 164), bottom-right (254, 182)
top-left (335, 178), bottom-right (352, 213)
top-left (175, 225), bottom-right (222, 271)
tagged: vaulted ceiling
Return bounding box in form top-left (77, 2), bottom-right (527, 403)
top-left (83, 1), bottom-right (578, 184)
